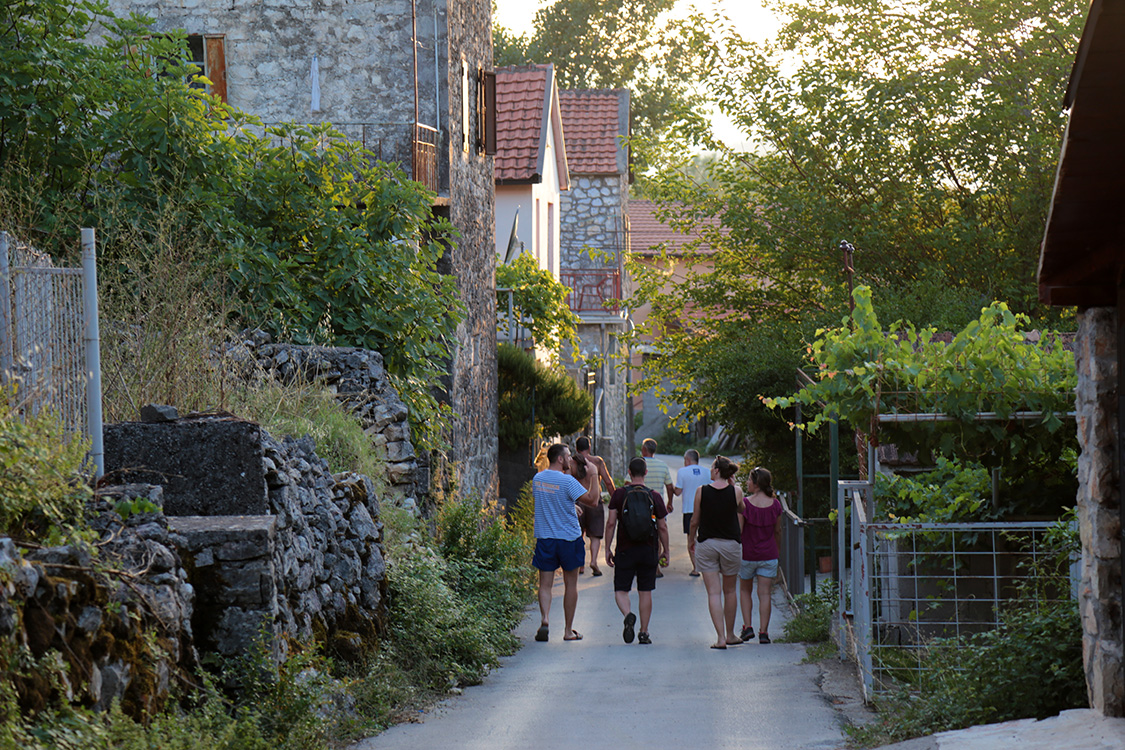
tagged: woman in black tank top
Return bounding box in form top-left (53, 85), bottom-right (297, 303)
top-left (688, 456), bottom-right (746, 649)
top-left (696, 483), bottom-right (741, 542)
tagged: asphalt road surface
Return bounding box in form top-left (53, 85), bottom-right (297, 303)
top-left (355, 455), bottom-right (846, 750)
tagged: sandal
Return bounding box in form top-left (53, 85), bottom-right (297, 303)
top-left (564, 630), bottom-right (583, 641)
top-left (740, 625), bottom-right (755, 642)
top-left (535, 624), bottom-right (549, 642)
top-left (623, 612), bottom-right (636, 644)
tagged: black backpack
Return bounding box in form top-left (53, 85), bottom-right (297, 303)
top-left (620, 485), bottom-right (656, 543)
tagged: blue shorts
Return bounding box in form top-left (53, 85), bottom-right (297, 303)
top-left (533, 537), bottom-right (585, 572)
top-left (739, 559), bottom-right (779, 580)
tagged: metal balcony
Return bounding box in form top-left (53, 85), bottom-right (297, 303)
top-left (559, 269), bottom-right (622, 313)
top-left (412, 123), bottom-right (440, 192)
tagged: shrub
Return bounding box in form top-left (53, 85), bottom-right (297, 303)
top-left (0, 395), bottom-right (92, 542)
top-left (780, 581), bottom-right (838, 643)
top-left (497, 343), bottom-right (592, 451)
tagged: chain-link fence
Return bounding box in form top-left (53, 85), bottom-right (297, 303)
top-left (0, 231), bottom-right (102, 470)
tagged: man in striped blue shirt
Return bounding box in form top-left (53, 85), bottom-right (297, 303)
top-left (532, 443), bottom-right (598, 642)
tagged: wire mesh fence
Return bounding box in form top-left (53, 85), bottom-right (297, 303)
top-left (0, 231), bottom-right (89, 435)
top-left (855, 519), bottom-right (1072, 697)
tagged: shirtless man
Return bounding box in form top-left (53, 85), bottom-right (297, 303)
top-left (574, 436), bottom-right (616, 575)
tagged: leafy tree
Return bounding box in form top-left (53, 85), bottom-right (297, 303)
top-left (628, 0), bottom-right (1084, 475)
top-left (495, 252), bottom-right (579, 352)
top-left (0, 0), bottom-right (460, 445)
top-left (494, 0), bottom-right (718, 148)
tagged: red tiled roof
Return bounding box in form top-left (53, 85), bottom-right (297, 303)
top-left (495, 65), bottom-right (552, 183)
top-left (629, 199), bottom-right (720, 255)
top-left (559, 89), bottom-right (627, 175)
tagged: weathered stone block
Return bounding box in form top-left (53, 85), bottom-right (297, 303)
top-left (105, 417), bottom-right (267, 516)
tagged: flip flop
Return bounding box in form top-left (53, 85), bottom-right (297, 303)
top-left (564, 630), bottom-right (583, 641)
top-left (726, 639), bottom-right (743, 646)
top-left (689, 571), bottom-right (701, 577)
top-left (710, 644), bottom-right (727, 650)
top-left (535, 624), bottom-right (549, 642)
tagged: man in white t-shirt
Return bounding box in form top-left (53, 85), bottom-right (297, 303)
top-left (531, 443), bottom-right (598, 642)
top-left (674, 449), bottom-right (710, 577)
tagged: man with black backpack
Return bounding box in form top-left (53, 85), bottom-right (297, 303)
top-left (604, 457), bottom-right (670, 644)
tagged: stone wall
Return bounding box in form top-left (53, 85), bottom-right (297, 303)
top-left (230, 332), bottom-right (425, 498)
top-left (101, 0), bottom-right (433, 160)
top-left (0, 485), bottom-right (197, 718)
top-left (560, 174), bottom-right (629, 269)
top-left (443, 0), bottom-right (499, 499)
top-left (1075, 307), bottom-right (1124, 715)
top-left (105, 414), bottom-right (388, 655)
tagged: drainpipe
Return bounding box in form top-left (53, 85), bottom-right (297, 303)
top-left (411, 0), bottom-right (419, 128)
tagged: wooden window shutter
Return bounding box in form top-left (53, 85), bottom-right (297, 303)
top-left (478, 68), bottom-right (496, 156)
top-left (205, 35), bottom-right (227, 103)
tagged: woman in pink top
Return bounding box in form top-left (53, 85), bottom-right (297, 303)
top-left (739, 466), bottom-right (783, 643)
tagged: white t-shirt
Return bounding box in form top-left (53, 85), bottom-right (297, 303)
top-left (675, 464), bottom-right (710, 515)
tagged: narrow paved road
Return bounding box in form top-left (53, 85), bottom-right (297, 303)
top-left (355, 455), bottom-right (846, 750)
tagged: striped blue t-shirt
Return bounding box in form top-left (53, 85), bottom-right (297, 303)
top-left (532, 469), bottom-right (586, 541)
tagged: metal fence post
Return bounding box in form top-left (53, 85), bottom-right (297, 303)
top-left (0, 232), bottom-right (11, 379)
top-left (81, 229), bottom-right (104, 478)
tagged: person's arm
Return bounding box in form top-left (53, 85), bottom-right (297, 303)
top-left (688, 488), bottom-right (702, 554)
top-left (657, 517), bottom-right (670, 566)
top-left (596, 457), bottom-right (616, 494)
top-left (774, 514), bottom-right (783, 552)
top-left (736, 487), bottom-right (746, 534)
top-left (604, 508), bottom-right (618, 567)
top-left (665, 480), bottom-right (675, 513)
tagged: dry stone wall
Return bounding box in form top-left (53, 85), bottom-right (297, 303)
top-left (0, 484), bottom-right (197, 718)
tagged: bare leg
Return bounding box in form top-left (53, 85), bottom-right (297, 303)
top-left (722, 574), bottom-right (739, 643)
top-left (538, 569), bottom-right (555, 627)
top-left (687, 535), bottom-right (697, 573)
top-left (614, 590), bottom-right (631, 617)
top-left (590, 537), bottom-right (602, 570)
top-left (702, 571), bottom-right (726, 647)
top-left (758, 575), bottom-right (774, 633)
top-left (638, 590), bottom-right (653, 633)
top-left (562, 568), bottom-right (580, 637)
top-left (740, 576), bottom-right (754, 631)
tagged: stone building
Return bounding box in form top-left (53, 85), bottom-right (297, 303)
top-left (557, 88), bottom-right (633, 477)
top-left (103, 0), bottom-right (499, 497)
top-left (1037, 0), bottom-right (1125, 716)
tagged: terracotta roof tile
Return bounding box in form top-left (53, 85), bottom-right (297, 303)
top-left (559, 89), bottom-right (627, 175)
top-left (495, 65), bottom-right (551, 182)
top-left (629, 199), bottom-right (719, 255)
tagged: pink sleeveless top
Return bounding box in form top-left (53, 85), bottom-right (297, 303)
top-left (741, 497), bottom-right (783, 561)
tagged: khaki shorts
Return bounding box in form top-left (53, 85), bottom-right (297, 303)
top-left (695, 538), bottom-right (742, 576)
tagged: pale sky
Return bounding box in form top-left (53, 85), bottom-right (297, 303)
top-left (493, 0), bottom-right (781, 43)
top-left (492, 0), bottom-right (783, 147)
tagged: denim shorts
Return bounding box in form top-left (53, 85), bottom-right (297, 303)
top-left (739, 559), bottom-right (779, 580)
top-left (532, 537), bottom-right (585, 572)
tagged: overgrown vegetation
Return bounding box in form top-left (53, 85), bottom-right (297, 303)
top-left (1, 398), bottom-right (536, 748)
top-left (0, 0), bottom-right (459, 448)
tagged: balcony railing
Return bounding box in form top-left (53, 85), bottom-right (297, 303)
top-left (412, 123), bottom-right (440, 192)
top-left (559, 269), bottom-right (622, 313)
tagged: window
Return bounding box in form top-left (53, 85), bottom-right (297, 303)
top-left (187, 34), bottom-right (227, 102)
top-left (477, 67), bottom-right (496, 155)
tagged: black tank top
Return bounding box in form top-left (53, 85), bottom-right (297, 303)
top-left (697, 484), bottom-right (740, 543)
